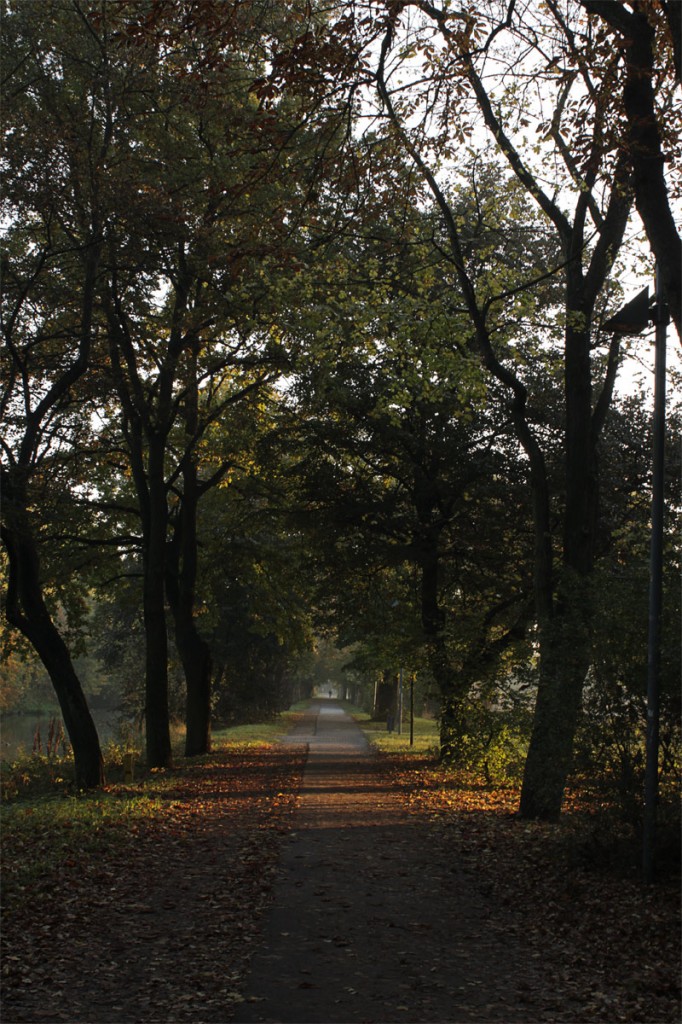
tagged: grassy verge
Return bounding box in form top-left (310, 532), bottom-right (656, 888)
top-left (211, 706), bottom-right (305, 747)
top-left (343, 703), bottom-right (439, 755)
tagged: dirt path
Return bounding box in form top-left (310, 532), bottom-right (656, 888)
top-left (236, 701), bottom-right (556, 1024)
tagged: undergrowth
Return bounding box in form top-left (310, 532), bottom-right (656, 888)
top-left (0, 709), bottom-right (300, 803)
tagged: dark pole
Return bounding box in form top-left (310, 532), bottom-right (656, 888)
top-left (409, 673), bottom-right (414, 747)
top-left (397, 667), bottom-right (403, 735)
top-left (643, 265), bottom-right (667, 885)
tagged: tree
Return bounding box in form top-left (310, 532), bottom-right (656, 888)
top-left (77, 0), bottom-right (340, 764)
top-left (0, 0), bottom-right (113, 787)
top-left (2, 0), bottom-right (361, 769)
top-left (329, 0), bottom-right (646, 818)
top-left (274, 188), bottom-right (538, 757)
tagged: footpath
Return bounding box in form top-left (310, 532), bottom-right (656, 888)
top-left (236, 700), bottom-right (553, 1024)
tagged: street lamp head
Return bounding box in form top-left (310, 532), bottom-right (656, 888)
top-left (603, 286), bottom-right (651, 335)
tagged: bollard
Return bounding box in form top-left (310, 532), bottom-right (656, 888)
top-left (123, 751), bottom-right (135, 783)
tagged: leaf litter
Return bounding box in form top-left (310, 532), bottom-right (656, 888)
top-left (1, 744), bottom-right (679, 1024)
top-left (1, 744), bottom-right (307, 1024)
top-left (393, 754), bottom-right (680, 1024)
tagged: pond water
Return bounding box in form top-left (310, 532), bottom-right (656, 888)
top-left (0, 710), bottom-right (134, 761)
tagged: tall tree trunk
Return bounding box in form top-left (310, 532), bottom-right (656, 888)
top-left (1, 228), bottom-right (104, 788)
top-left (374, 671), bottom-right (397, 722)
top-left (1, 479), bottom-right (104, 789)
top-left (143, 437), bottom-right (173, 769)
top-left (419, 541), bottom-right (466, 761)
top-left (166, 342), bottom-right (212, 756)
top-left (520, 300), bottom-right (597, 820)
top-left (167, 482), bottom-right (213, 758)
top-left (376, 6), bottom-right (632, 817)
top-left (438, 693), bottom-right (469, 763)
top-left (180, 625), bottom-right (212, 757)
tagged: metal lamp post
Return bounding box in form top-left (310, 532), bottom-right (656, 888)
top-left (604, 267), bottom-right (669, 884)
top-left (397, 667), bottom-right (403, 735)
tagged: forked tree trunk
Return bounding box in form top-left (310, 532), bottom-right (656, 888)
top-left (105, 267), bottom-right (193, 772)
top-left (582, 0), bottom-right (682, 339)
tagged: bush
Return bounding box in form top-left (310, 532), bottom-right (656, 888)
top-left (1, 736), bottom-right (146, 802)
top-left (574, 676), bottom-right (681, 826)
top-left (440, 691), bottom-right (532, 785)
